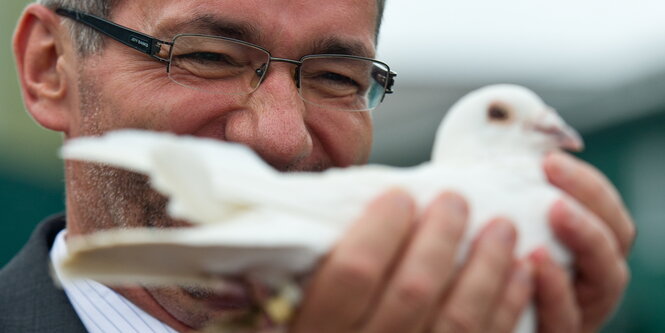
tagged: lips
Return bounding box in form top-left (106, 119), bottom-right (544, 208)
top-left (191, 276), bottom-right (298, 331)
top-left (184, 277), bottom-right (253, 310)
top-left (201, 291), bottom-right (253, 310)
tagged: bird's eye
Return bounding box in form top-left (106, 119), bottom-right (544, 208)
top-left (488, 103), bottom-right (510, 121)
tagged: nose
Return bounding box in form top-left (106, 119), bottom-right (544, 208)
top-left (224, 64), bottom-right (313, 170)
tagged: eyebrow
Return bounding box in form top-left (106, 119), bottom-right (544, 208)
top-left (154, 13), bottom-right (375, 59)
top-left (310, 37), bottom-right (376, 59)
top-left (155, 14), bottom-right (263, 42)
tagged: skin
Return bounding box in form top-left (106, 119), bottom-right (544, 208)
top-left (13, 1), bottom-right (635, 332)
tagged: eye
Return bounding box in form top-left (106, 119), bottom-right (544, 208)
top-left (319, 72), bottom-right (360, 87)
top-left (488, 103), bottom-right (510, 121)
top-left (177, 52), bottom-right (238, 66)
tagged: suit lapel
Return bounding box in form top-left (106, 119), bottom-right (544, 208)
top-left (0, 214), bottom-right (87, 332)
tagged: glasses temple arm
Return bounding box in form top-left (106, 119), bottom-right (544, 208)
top-left (385, 71), bottom-right (397, 94)
top-left (372, 65), bottom-right (397, 97)
top-left (55, 8), bottom-right (171, 61)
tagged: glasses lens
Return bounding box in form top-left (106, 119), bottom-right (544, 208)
top-left (168, 35), bottom-right (270, 94)
top-left (299, 56), bottom-right (390, 111)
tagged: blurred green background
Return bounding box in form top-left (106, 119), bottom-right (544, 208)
top-left (1, 1), bottom-right (664, 332)
top-left (1, 1), bottom-right (66, 266)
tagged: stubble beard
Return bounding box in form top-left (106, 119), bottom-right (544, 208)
top-left (69, 70), bottom-right (175, 234)
top-left (70, 56), bottom-right (347, 328)
top-left (70, 68), bottom-right (246, 329)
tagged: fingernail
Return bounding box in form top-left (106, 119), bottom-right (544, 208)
top-left (560, 200), bottom-right (582, 227)
top-left (489, 219), bottom-right (516, 244)
top-left (443, 193), bottom-right (467, 217)
top-left (529, 247), bottom-right (551, 265)
top-left (511, 261), bottom-right (533, 287)
top-left (388, 189), bottom-right (413, 211)
top-left (551, 152), bottom-right (574, 180)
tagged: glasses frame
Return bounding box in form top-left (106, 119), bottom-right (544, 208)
top-left (55, 8), bottom-right (397, 111)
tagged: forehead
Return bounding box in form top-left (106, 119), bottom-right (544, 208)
top-left (112, 0), bottom-right (378, 57)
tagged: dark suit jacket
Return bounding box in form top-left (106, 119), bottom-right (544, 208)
top-left (0, 214), bottom-right (87, 332)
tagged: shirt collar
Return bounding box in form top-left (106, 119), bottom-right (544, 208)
top-left (50, 229), bottom-right (178, 333)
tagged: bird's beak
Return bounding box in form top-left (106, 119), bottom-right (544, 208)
top-left (532, 108), bottom-right (585, 152)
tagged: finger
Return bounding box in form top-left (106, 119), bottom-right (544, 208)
top-left (530, 248), bottom-right (580, 333)
top-left (363, 192), bottom-right (468, 333)
top-left (292, 189), bottom-right (415, 333)
top-left (550, 199), bottom-right (630, 332)
top-left (433, 218), bottom-right (517, 333)
top-left (544, 152), bottom-right (635, 256)
top-left (487, 260), bottom-right (534, 333)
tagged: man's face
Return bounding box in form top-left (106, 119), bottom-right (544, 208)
top-left (67, 0), bottom-right (378, 228)
top-left (72, 0), bottom-right (377, 165)
top-left (64, 0), bottom-right (378, 328)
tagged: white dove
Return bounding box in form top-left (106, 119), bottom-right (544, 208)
top-left (58, 84), bottom-right (583, 332)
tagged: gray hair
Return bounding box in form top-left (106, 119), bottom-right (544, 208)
top-left (38, 0), bottom-right (115, 55)
top-left (39, 0), bottom-right (387, 56)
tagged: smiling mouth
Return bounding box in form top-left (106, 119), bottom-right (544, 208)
top-left (185, 275), bottom-right (303, 330)
top-left (183, 278), bottom-right (252, 310)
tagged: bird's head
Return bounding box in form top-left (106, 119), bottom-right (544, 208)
top-left (431, 84), bottom-right (583, 163)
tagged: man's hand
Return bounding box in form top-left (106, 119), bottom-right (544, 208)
top-left (538, 152), bottom-right (635, 332)
top-left (291, 190), bottom-right (534, 333)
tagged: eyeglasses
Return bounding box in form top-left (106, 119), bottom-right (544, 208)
top-left (55, 8), bottom-right (396, 112)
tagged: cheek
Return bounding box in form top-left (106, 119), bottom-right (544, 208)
top-left (81, 54), bottom-right (373, 165)
top-left (91, 60), bottom-right (242, 134)
top-left (84, 57), bottom-right (173, 129)
top-left (163, 93), bottom-right (244, 135)
top-left (310, 111), bottom-right (373, 166)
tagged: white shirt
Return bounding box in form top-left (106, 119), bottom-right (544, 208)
top-left (50, 230), bottom-right (178, 333)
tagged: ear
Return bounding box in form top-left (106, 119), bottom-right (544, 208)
top-left (13, 4), bottom-right (77, 134)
